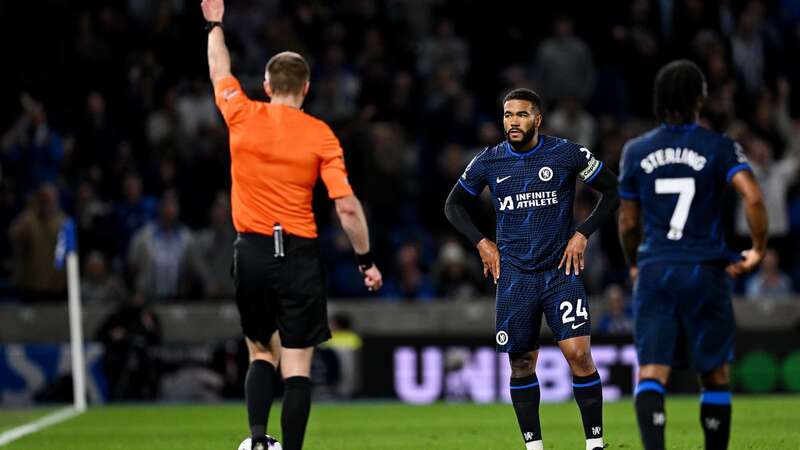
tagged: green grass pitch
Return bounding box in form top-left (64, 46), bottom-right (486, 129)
top-left (2, 396), bottom-right (798, 449)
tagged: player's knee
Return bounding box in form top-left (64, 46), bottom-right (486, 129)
top-left (565, 347), bottom-right (594, 373)
top-left (509, 352), bottom-right (536, 378)
top-left (701, 365), bottom-right (730, 387)
top-left (638, 365), bottom-right (670, 385)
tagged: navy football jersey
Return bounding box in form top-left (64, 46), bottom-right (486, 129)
top-left (459, 135), bottom-right (604, 271)
top-left (618, 123), bottom-right (751, 264)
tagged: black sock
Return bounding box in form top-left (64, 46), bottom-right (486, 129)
top-left (510, 373), bottom-right (542, 447)
top-left (635, 379), bottom-right (666, 450)
top-left (281, 376), bottom-right (312, 450)
top-left (700, 385), bottom-right (731, 450)
top-left (573, 371), bottom-right (604, 446)
top-left (246, 360), bottom-right (275, 440)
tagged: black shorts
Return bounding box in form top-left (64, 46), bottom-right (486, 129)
top-left (232, 232), bottom-right (331, 348)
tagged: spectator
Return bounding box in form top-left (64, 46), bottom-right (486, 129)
top-left (382, 241), bottom-right (435, 300)
top-left (432, 241), bottom-right (484, 300)
top-left (416, 19), bottom-right (469, 79)
top-left (307, 45), bottom-right (361, 124)
top-left (116, 172), bottom-right (158, 250)
top-left (1, 94), bottom-right (64, 194)
top-left (746, 249), bottom-right (793, 299)
top-left (96, 292), bottom-right (161, 400)
top-left (176, 77), bottom-right (220, 137)
top-left (2, 2), bottom-right (798, 304)
top-left (146, 87), bottom-right (186, 150)
top-left (596, 284), bottom-right (633, 335)
top-left (546, 97), bottom-right (597, 147)
top-left (194, 194), bottom-right (235, 299)
top-left (735, 136), bottom-right (797, 251)
top-left (573, 193), bottom-right (606, 294)
top-left (81, 250), bottom-right (127, 304)
top-left (128, 190), bottom-right (200, 300)
top-left (532, 15), bottom-right (596, 103)
top-left (75, 181), bottom-right (116, 261)
top-left (730, 1), bottom-right (772, 95)
top-left (76, 91), bottom-right (119, 173)
top-left (320, 314), bottom-right (364, 398)
top-left (8, 183), bottom-right (67, 301)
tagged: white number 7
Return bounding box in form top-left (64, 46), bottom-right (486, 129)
top-left (655, 178), bottom-right (695, 240)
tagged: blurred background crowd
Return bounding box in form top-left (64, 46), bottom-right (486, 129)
top-left (2, 0), bottom-right (800, 322)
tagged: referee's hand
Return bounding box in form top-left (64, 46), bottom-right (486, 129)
top-left (360, 264), bottom-right (383, 292)
top-left (476, 238), bottom-right (500, 284)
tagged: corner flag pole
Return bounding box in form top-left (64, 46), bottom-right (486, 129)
top-left (56, 219), bottom-right (87, 412)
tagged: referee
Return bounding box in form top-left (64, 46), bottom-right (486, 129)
top-left (201, 1), bottom-right (383, 450)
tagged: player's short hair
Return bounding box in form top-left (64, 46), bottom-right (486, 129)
top-left (653, 59), bottom-right (707, 123)
top-left (503, 88), bottom-right (544, 113)
top-left (265, 51), bottom-right (311, 96)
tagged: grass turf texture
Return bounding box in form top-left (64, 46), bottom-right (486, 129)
top-left (1, 396), bottom-right (798, 449)
top-left (0, 408), bottom-right (57, 434)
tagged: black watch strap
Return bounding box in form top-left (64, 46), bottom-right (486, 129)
top-left (205, 21), bottom-right (223, 33)
top-left (356, 251), bottom-right (374, 270)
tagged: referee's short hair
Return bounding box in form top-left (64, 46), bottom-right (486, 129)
top-left (265, 51), bottom-right (311, 96)
top-left (503, 88), bottom-right (544, 113)
top-left (653, 59), bottom-right (707, 123)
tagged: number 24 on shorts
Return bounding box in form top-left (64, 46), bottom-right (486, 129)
top-left (560, 298), bottom-right (588, 326)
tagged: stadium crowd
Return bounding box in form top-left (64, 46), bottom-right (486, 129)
top-left (3, 0), bottom-right (800, 310)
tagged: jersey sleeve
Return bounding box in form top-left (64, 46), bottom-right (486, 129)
top-left (618, 141), bottom-right (640, 200)
top-left (719, 138), bottom-right (751, 184)
top-left (571, 145), bottom-right (604, 184)
top-left (318, 123), bottom-right (354, 199)
top-left (458, 149), bottom-right (489, 196)
top-left (214, 76), bottom-right (254, 126)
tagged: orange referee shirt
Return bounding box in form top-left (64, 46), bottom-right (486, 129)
top-left (214, 76), bottom-right (354, 238)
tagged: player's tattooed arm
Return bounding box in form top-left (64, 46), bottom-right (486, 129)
top-left (618, 199), bottom-right (642, 279)
top-left (202, 0), bottom-right (233, 83)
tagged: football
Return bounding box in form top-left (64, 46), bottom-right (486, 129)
top-left (237, 436), bottom-right (282, 450)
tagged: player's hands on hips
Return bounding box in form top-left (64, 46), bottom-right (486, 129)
top-left (360, 264), bottom-right (383, 292)
top-left (559, 232), bottom-right (587, 276)
top-left (725, 247), bottom-right (766, 277)
top-left (201, 0), bottom-right (224, 22)
top-left (476, 238), bottom-right (500, 284)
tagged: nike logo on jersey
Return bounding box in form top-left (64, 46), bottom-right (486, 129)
top-left (497, 176), bottom-right (512, 183)
top-left (571, 322), bottom-right (587, 330)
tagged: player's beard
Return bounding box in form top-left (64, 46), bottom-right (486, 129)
top-left (506, 127), bottom-right (537, 151)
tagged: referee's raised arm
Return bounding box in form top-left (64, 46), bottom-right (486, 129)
top-left (201, 0), bottom-right (231, 83)
top-left (201, 1), bottom-right (381, 449)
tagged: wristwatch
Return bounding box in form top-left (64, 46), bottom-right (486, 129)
top-left (205, 21), bottom-right (223, 32)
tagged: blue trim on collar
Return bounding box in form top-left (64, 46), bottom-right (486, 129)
top-left (505, 136), bottom-right (544, 158)
top-left (661, 122), bottom-right (698, 132)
